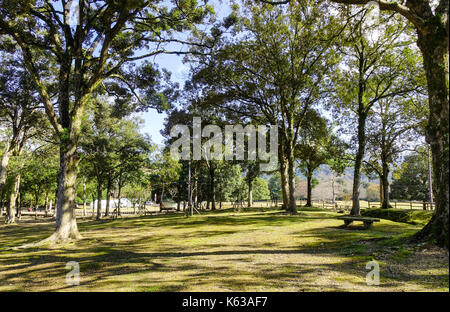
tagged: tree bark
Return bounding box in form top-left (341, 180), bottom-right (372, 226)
top-left (415, 30), bottom-right (449, 248)
top-left (210, 165), bottom-right (216, 210)
top-left (247, 178), bottom-right (253, 208)
top-left (379, 176), bottom-right (383, 205)
top-left (96, 180), bottom-right (103, 220)
top-left (381, 160), bottom-right (390, 209)
top-left (51, 146), bottom-right (82, 240)
top-left (427, 144), bottom-right (434, 210)
top-left (117, 183), bottom-right (122, 216)
top-left (0, 146), bottom-right (13, 196)
top-left (279, 146), bottom-right (290, 210)
top-left (306, 170), bottom-right (313, 207)
top-left (105, 179), bottom-right (111, 217)
top-left (351, 111), bottom-right (367, 216)
top-left (287, 146), bottom-right (297, 214)
top-left (44, 192), bottom-right (49, 217)
top-left (82, 178), bottom-right (86, 217)
top-left (5, 174), bottom-right (20, 224)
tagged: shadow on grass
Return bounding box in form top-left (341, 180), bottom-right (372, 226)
top-left (0, 209), bottom-right (447, 291)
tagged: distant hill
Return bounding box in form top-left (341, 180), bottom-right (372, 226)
top-left (294, 165), bottom-right (378, 201)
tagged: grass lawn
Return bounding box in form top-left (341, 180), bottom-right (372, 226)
top-left (0, 208), bottom-right (448, 292)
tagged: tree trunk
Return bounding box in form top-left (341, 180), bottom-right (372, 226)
top-left (381, 161), bottom-right (390, 209)
top-left (287, 148), bottom-right (297, 214)
top-left (351, 111), bottom-right (367, 216)
top-left (278, 138), bottom-right (290, 211)
top-left (5, 174), bottom-right (20, 224)
top-left (379, 176), bottom-right (383, 205)
top-left (415, 31), bottom-right (449, 248)
top-left (105, 180), bottom-right (111, 217)
top-left (427, 144), bottom-right (434, 210)
top-left (0, 146), bottom-right (12, 196)
top-left (96, 180), bottom-right (102, 220)
top-left (44, 192), bottom-right (49, 217)
top-left (82, 178), bottom-right (86, 217)
top-left (210, 165), bottom-right (216, 210)
top-left (34, 191), bottom-right (39, 220)
top-left (16, 190), bottom-right (21, 220)
top-left (39, 143), bottom-right (82, 243)
top-left (247, 178), bottom-right (253, 208)
top-left (306, 171), bottom-right (312, 207)
top-left (117, 183), bottom-right (122, 216)
top-left (160, 186), bottom-right (165, 209)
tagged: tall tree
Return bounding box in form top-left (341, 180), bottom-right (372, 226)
top-left (365, 94), bottom-right (427, 209)
top-left (0, 58), bottom-right (44, 201)
top-left (264, 0), bottom-right (449, 250)
top-left (332, 8), bottom-right (422, 216)
top-left (296, 110), bottom-right (330, 207)
top-left (390, 148), bottom-right (431, 201)
top-left (0, 0), bottom-right (212, 243)
top-left (331, 0), bottom-right (449, 249)
top-left (188, 0), bottom-right (344, 213)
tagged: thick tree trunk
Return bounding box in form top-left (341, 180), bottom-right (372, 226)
top-left (415, 31), bottom-right (449, 248)
top-left (287, 149), bottom-right (297, 214)
top-left (16, 191), bottom-right (21, 220)
top-left (0, 146), bottom-right (12, 195)
top-left (279, 152), bottom-right (290, 210)
top-left (51, 147), bottom-right (81, 240)
top-left (427, 144), bottom-right (434, 210)
top-left (379, 176), bottom-right (383, 205)
top-left (5, 174), bottom-right (20, 224)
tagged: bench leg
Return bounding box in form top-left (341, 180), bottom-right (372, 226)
top-left (344, 220), bottom-right (352, 227)
top-left (363, 221), bottom-right (373, 229)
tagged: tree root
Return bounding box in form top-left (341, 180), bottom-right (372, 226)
top-left (11, 231), bottom-right (82, 250)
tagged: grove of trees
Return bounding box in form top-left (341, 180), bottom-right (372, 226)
top-left (0, 0), bottom-right (448, 249)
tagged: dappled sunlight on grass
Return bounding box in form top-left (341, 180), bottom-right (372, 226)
top-left (0, 208), bottom-right (448, 291)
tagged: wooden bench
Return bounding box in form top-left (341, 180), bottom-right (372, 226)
top-left (337, 216), bottom-right (380, 229)
top-left (160, 207), bottom-right (177, 213)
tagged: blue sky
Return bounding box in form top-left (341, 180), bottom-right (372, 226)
top-left (137, 53), bottom-right (190, 146)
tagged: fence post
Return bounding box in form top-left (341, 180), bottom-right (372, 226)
top-left (410, 201), bottom-right (413, 210)
top-left (394, 201), bottom-right (397, 209)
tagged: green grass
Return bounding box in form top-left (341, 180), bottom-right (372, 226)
top-left (361, 208), bottom-right (433, 226)
top-left (0, 208), bottom-right (447, 292)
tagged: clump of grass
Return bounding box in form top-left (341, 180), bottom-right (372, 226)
top-left (340, 243), bottom-right (368, 256)
top-left (392, 248), bottom-right (413, 262)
